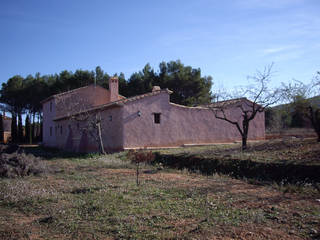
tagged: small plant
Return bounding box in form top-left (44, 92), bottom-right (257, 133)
top-left (127, 150), bottom-right (154, 186)
top-left (0, 152), bottom-right (47, 178)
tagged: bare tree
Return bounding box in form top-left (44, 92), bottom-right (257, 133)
top-left (55, 94), bottom-right (106, 154)
top-left (209, 64), bottom-right (280, 150)
top-left (281, 74), bottom-right (320, 142)
top-left (72, 111), bottom-right (106, 154)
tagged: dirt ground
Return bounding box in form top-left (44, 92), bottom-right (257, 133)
top-left (0, 140), bottom-right (320, 239)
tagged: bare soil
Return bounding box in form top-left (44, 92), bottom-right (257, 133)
top-left (0, 140), bottom-right (319, 239)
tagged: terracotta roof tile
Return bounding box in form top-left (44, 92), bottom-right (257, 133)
top-left (54, 89), bottom-right (172, 121)
top-left (206, 98), bottom-right (248, 108)
top-left (41, 85), bottom-right (127, 104)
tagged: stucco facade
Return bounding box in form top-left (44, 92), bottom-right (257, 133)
top-left (42, 78), bottom-right (265, 152)
top-left (122, 92), bottom-right (264, 149)
top-left (0, 114), bottom-right (12, 143)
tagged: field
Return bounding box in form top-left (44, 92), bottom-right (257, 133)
top-left (0, 139), bottom-right (319, 240)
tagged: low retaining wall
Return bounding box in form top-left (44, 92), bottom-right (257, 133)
top-left (154, 153), bottom-right (320, 183)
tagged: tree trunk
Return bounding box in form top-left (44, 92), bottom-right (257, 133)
top-left (309, 107), bottom-right (320, 143)
top-left (40, 120), bottom-right (43, 142)
top-left (18, 113), bottom-right (23, 143)
top-left (11, 113), bottom-right (17, 143)
top-left (241, 118), bottom-right (249, 151)
top-left (31, 112), bottom-right (36, 143)
top-left (39, 113), bottom-right (43, 142)
top-left (25, 114), bottom-right (30, 144)
top-left (242, 136), bottom-right (247, 150)
top-left (136, 163), bottom-right (140, 186)
top-left (29, 114), bottom-right (33, 144)
top-left (0, 115), bottom-right (4, 143)
top-left (316, 128), bottom-right (320, 142)
top-left (96, 121), bottom-right (105, 154)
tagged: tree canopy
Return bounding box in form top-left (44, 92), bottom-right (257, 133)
top-left (0, 60), bottom-right (213, 143)
top-left (281, 74), bottom-right (320, 141)
top-left (0, 60), bottom-right (213, 117)
top-left (126, 61), bottom-right (213, 106)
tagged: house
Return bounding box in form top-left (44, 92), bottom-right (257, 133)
top-left (41, 78), bottom-right (265, 152)
top-left (0, 113), bottom-right (12, 143)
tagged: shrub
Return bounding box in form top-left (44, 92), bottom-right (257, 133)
top-left (0, 152), bottom-right (47, 178)
top-left (0, 144), bottom-right (20, 154)
top-left (127, 150), bottom-right (154, 186)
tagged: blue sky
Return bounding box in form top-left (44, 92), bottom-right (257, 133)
top-left (1, 0), bottom-right (319, 91)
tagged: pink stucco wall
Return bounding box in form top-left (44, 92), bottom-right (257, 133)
top-left (55, 85), bottom-right (110, 118)
top-left (54, 106), bottom-right (123, 152)
top-left (43, 86), bottom-right (265, 152)
top-left (43, 99), bottom-right (57, 147)
top-left (42, 85), bottom-right (116, 148)
top-left (122, 92), bottom-right (265, 149)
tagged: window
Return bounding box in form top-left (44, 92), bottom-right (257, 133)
top-left (77, 123), bottom-right (80, 130)
top-left (60, 126), bottom-right (63, 135)
top-left (154, 113), bottom-right (161, 124)
top-left (50, 127), bottom-right (52, 136)
top-left (55, 126), bottom-right (57, 135)
top-left (109, 115), bottom-right (112, 121)
top-left (50, 101), bottom-right (52, 112)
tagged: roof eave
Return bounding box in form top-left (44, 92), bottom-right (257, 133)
top-left (53, 102), bottom-right (124, 121)
top-left (41, 96), bottom-right (54, 104)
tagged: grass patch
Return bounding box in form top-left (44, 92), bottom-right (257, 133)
top-left (153, 138), bottom-right (320, 184)
top-left (0, 140), bottom-right (319, 239)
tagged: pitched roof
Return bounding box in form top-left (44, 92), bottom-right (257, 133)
top-left (205, 98), bottom-right (248, 108)
top-left (41, 85), bottom-right (126, 103)
top-left (54, 88), bottom-right (172, 121)
top-left (41, 85), bottom-right (94, 103)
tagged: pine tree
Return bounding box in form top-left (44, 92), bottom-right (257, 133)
top-left (25, 115), bottom-right (30, 144)
top-left (11, 113), bottom-right (17, 143)
top-left (0, 114), bottom-right (3, 142)
top-left (39, 120), bottom-right (43, 142)
top-left (18, 114), bottom-right (23, 143)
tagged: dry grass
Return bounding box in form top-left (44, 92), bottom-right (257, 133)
top-left (0, 152), bottom-right (47, 178)
top-left (0, 141), bottom-right (319, 239)
top-left (156, 138), bottom-right (320, 166)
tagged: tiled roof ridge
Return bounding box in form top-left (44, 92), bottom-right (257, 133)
top-left (169, 102), bottom-right (208, 110)
top-left (53, 85), bottom-right (94, 98)
top-left (41, 84), bottom-right (117, 103)
top-left (206, 97), bottom-right (248, 108)
top-left (214, 97), bottom-right (247, 104)
top-left (85, 88), bottom-right (172, 108)
top-left (54, 88), bottom-right (172, 121)
top-left (120, 88), bottom-right (172, 103)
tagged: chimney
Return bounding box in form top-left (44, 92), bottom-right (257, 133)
top-left (2, 111), bottom-right (5, 118)
top-left (109, 77), bottom-right (119, 102)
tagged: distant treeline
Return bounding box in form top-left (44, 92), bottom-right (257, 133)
top-left (265, 95), bottom-right (320, 131)
top-left (0, 60), bottom-right (213, 143)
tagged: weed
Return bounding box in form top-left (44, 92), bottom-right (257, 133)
top-left (0, 139), bottom-right (319, 239)
top-left (127, 150), bottom-right (155, 186)
top-left (0, 152), bottom-right (47, 178)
